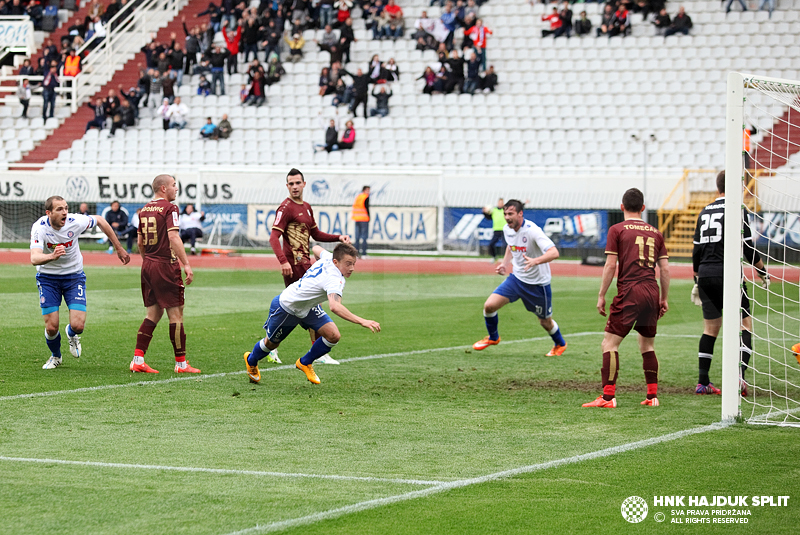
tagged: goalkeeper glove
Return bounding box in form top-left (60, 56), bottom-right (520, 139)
top-left (761, 273), bottom-right (770, 290)
top-left (691, 284), bottom-right (702, 306)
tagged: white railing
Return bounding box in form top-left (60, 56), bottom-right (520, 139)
top-left (72, 0), bottom-right (188, 112)
top-left (0, 74), bottom-right (76, 112)
top-left (0, 0), bottom-right (188, 113)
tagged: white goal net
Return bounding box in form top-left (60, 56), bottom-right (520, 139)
top-left (724, 73), bottom-right (800, 426)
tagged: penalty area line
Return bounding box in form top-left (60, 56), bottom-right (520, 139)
top-left (0, 456), bottom-right (443, 486)
top-left (222, 421), bottom-right (733, 535)
top-left (0, 332), bottom-right (605, 402)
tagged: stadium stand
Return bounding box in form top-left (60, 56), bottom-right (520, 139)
top-left (2, 0), bottom-right (800, 170)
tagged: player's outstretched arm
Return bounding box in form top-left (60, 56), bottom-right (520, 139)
top-left (95, 217), bottom-right (131, 265)
top-left (310, 226), bottom-right (349, 244)
top-left (657, 257), bottom-right (670, 318)
top-left (30, 245), bottom-right (65, 265)
top-left (597, 254), bottom-right (617, 317)
top-left (496, 245), bottom-right (512, 275)
top-left (327, 293), bottom-right (381, 332)
top-left (168, 229), bottom-right (193, 285)
top-left (311, 244), bottom-right (324, 260)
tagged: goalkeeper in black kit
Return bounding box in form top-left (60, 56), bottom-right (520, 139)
top-left (691, 171), bottom-right (769, 396)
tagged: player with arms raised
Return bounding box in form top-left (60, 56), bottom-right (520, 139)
top-left (243, 243), bottom-right (380, 385)
top-left (31, 196), bottom-right (130, 369)
top-left (129, 174), bottom-right (200, 374)
top-left (584, 188), bottom-right (670, 408)
top-left (268, 168), bottom-right (351, 364)
top-left (472, 199), bottom-right (568, 357)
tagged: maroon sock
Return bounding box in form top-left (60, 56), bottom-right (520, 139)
top-left (642, 351), bottom-right (659, 399)
top-left (169, 323), bottom-right (186, 361)
top-left (601, 351), bottom-right (619, 401)
top-left (135, 319), bottom-right (157, 356)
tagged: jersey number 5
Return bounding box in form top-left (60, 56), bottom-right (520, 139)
top-left (141, 217), bottom-right (158, 246)
top-left (698, 213), bottom-right (723, 244)
top-left (635, 235), bottom-right (655, 267)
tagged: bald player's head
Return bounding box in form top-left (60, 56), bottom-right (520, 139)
top-left (152, 174), bottom-right (177, 202)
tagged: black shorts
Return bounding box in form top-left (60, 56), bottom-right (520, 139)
top-left (697, 276), bottom-right (750, 320)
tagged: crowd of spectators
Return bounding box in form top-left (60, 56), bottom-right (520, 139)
top-left (536, 1), bottom-right (694, 40)
top-left (407, 3), bottom-right (497, 95)
top-left (313, 110), bottom-right (356, 152)
top-left (83, 88), bottom-right (135, 135)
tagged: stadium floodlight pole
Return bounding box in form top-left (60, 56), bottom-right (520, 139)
top-left (721, 71), bottom-right (745, 423)
top-left (631, 134), bottom-right (657, 223)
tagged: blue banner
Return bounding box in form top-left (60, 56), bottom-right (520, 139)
top-left (201, 204), bottom-right (247, 235)
top-left (97, 203), bottom-right (247, 235)
top-left (445, 208), bottom-right (607, 249)
top-left (751, 212), bottom-right (800, 248)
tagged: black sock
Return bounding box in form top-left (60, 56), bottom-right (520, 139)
top-left (741, 330), bottom-right (752, 379)
top-left (699, 333), bottom-right (716, 385)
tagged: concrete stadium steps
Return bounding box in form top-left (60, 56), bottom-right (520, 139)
top-left (41, 0), bottom-right (800, 170)
top-left (753, 107), bottom-right (800, 170)
top-left (18, 0), bottom-right (212, 165)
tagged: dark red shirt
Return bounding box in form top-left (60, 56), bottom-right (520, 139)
top-left (138, 198), bottom-right (179, 263)
top-left (605, 219), bottom-right (668, 290)
top-left (270, 198), bottom-right (339, 266)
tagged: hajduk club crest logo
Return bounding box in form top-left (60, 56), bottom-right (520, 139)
top-left (621, 496), bottom-right (648, 523)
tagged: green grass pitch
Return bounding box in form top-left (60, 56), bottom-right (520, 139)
top-left (0, 263), bottom-right (798, 534)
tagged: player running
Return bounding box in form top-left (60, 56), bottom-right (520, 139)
top-left (129, 174), bottom-right (200, 374)
top-left (472, 199), bottom-right (568, 357)
top-left (691, 171), bottom-right (768, 396)
top-left (268, 168), bottom-right (351, 365)
top-left (31, 196), bottom-right (130, 369)
top-left (243, 243), bottom-right (380, 385)
top-left (584, 188), bottom-right (670, 408)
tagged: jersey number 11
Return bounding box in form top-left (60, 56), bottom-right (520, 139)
top-left (635, 235), bottom-right (655, 267)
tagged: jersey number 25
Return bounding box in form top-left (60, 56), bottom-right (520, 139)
top-left (698, 213), bottom-right (723, 244)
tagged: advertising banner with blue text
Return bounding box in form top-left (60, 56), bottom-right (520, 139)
top-left (248, 205), bottom-right (436, 245)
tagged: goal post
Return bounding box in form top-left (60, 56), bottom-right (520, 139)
top-left (722, 72), bottom-right (744, 422)
top-left (724, 72), bottom-right (800, 426)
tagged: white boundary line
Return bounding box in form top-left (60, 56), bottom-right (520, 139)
top-left (0, 456), bottom-right (444, 486)
top-left (222, 421), bottom-right (733, 535)
top-left (0, 332), bottom-right (607, 402)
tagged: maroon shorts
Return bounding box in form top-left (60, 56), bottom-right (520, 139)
top-left (605, 283), bottom-right (660, 339)
top-left (283, 261), bottom-right (312, 287)
top-left (141, 258), bottom-right (184, 309)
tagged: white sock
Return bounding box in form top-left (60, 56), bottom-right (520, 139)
top-left (133, 355), bottom-right (145, 365)
top-left (176, 361), bottom-right (187, 369)
top-left (483, 310), bottom-right (498, 318)
top-left (548, 321), bottom-right (560, 335)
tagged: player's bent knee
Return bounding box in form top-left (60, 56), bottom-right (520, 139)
top-left (324, 330), bottom-right (341, 344)
top-left (318, 324), bottom-right (341, 344)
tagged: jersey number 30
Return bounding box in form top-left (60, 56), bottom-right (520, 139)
top-left (635, 235), bottom-right (655, 267)
top-left (141, 217), bottom-right (158, 246)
